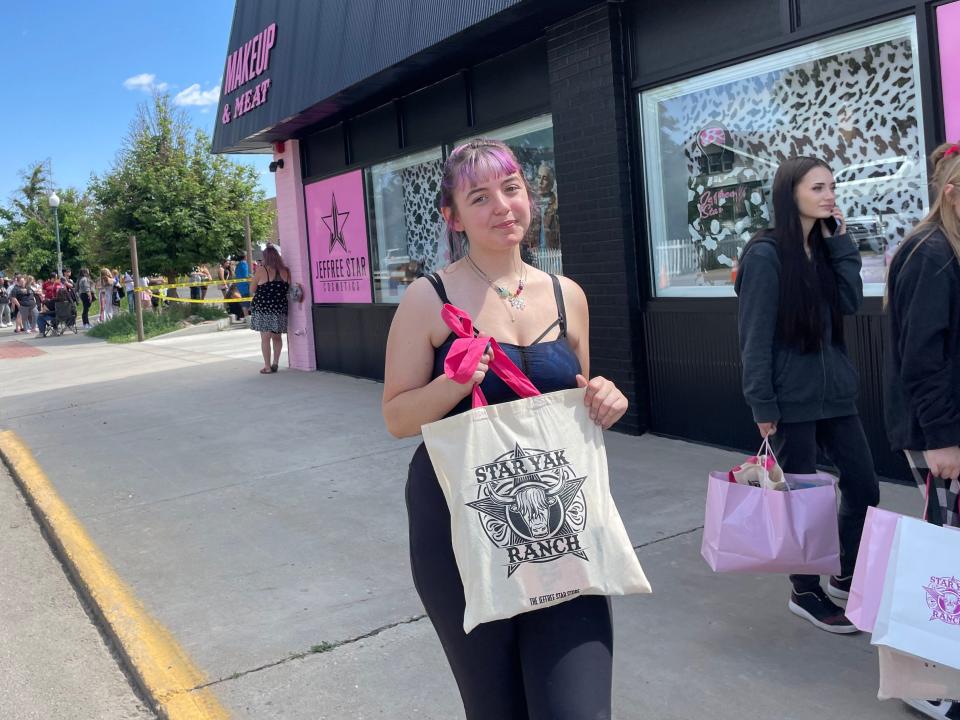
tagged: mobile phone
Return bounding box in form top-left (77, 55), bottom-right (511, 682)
top-left (823, 214), bottom-right (839, 234)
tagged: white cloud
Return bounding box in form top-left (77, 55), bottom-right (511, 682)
top-left (174, 83), bottom-right (220, 108)
top-left (123, 73), bottom-right (169, 93)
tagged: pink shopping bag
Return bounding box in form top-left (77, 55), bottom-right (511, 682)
top-left (701, 470), bottom-right (841, 574)
top-left (846, 506), bottom-right (902, 632)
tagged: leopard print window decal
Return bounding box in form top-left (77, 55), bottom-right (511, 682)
top-left (641, 17), bottom-right (928, 298)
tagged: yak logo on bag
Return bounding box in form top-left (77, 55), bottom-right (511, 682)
top-left (924, 576), bottom-right (960, 625)
top-left (467, 443), bottom-right (588, 577)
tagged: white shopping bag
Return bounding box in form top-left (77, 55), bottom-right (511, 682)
top-left (877, 646), bottom-right (960, 701)
top-left (421, 304), bottom-right (651, 633)
top-left (871, 517), bottom-right (960, 671)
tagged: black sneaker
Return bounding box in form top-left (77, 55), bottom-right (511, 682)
top-left (903, 699), bottom-right (957, 719)
top-left (788, 588), bottom-right (859, 634)
top-left (826, 574), bottom-right (852, 601)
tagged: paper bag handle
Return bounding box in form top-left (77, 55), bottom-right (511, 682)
top-left (440, 303), bottom-right (540, 408)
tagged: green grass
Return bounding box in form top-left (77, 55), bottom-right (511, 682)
top-left (86, 303), bottom-right (227, 343)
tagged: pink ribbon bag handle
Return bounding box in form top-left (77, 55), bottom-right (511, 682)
top-left (440, 303), bottom-right (540, 408)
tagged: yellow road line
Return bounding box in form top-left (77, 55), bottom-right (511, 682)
top-left (0, 430), bottom-right (230, 720)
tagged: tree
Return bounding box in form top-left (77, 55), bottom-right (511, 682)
top-left (0, 162), bottom-right (92, 277)
top-left (90, 94), bottom-right (273, 281)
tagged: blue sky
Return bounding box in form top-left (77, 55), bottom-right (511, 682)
top-left (0, 0), bottom-right (272, 205)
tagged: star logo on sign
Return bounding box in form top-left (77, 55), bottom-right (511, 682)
top-left (321, 193), bottom-right (349, 253)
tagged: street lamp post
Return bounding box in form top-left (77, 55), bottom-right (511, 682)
top-left (48, 192), bottom-right (62, 279)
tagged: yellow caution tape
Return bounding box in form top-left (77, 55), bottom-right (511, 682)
top-left (131, 276), bottom-right (254, 303)
top-left (135, 276), bottom-right (252, 292)
top-left (137, 289), bottom-right (252, 304)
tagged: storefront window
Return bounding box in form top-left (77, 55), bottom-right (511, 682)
top-left (461, 115), bottom-right (563, 275)
top-left (640, 17), bottom-right (927, 297)
top-left (366, 148), bottom-right (444, 304)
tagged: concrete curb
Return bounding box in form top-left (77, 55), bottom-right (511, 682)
top-left (0, 430), bottom-right (230, 720)
top-left (160, 317), bottom-right (234, 339)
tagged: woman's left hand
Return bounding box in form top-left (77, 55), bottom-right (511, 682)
top-left (826, 207), bottom-right (846, 236)
top-left (576, 374), bottom-right (628, 429)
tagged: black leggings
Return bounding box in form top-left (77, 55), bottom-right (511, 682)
top-left (769, 414), bottom-right (879, 592)
top-left (80, 292), bottom-right (92, 325)
top-left (406, 444), bottom-right (613, 720)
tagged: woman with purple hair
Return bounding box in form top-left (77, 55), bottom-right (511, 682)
top-left (250, 244), bottom-right (289, 374)
top-left (383, 138), bottom-right (628, 719)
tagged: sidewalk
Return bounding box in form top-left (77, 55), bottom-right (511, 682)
top-left (0, 462), bottom-right (154, 719)
top-left (0, 328), bottom-right (932, 719)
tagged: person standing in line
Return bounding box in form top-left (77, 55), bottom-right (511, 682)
top-left (189, 266), bottom-right (203, 301)
top-left (0, 279), bottom-right (11, 327)
top-left (234, 252), bottom-right (251, 322)
top-left (77, 268), bottom-right (95, 328)
top-left (27, 276), bottom-right (42, 331)
top-left (198, 264), bottom-right (212, 300)
top-left (42, 272), bottom-right (61, 300)
top-left (10, 276), bottom-right (37, 333)
top-left (382, 139), bottom-right (628, 719)
top-left (249, 244), bottom-right (290, 374)
top-left (97, 268), bottom-right (115, 324)
top-left (736, 156), bottom-right (878, 634)
top-left (884, 141), bottom-right (960, 720)
top-left (123, 271), bottom-right (135, 313)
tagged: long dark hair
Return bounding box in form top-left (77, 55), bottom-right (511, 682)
top-left (743, 157), bottom-right (843, 353)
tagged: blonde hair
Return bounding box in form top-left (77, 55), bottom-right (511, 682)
top-left (901, 142), bottom-right (960, 260)
top-left (100, 267), bottom-right (114, 283)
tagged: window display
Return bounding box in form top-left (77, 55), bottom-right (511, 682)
top-left (366, 148), bottom-right (444, 304)
top-left (640, 17), bottom-right (928, 297)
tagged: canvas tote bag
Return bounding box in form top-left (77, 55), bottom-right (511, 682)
top-left (421, 304), bottom-right (651, 633)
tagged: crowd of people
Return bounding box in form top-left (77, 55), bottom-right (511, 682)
top-left (0, 254), bottom-right (262, 336)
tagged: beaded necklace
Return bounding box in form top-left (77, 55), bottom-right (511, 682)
top-left (466, 254), bottom-right (527, 312)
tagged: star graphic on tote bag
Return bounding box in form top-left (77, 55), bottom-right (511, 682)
top-left (321, 193), bottom-right (350, 253)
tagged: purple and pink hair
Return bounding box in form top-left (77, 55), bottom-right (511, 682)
top-left (438, 138), bottom-right (538, 259)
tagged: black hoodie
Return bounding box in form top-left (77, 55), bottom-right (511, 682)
top-left (884, 229), bottom-right (960, 452)
top-left (734, 232), bottom-right (863, 423)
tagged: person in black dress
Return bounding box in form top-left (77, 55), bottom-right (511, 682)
top-left (250, 244), bottom-right (289, 374)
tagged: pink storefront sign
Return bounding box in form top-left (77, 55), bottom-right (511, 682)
top-left (940, 1), bottom-right (960, 141)
top-left (305, 170), bottom-right (372, 304)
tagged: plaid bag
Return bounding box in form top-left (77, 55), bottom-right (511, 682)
top-left (905, 450), bottom-right (960, 528)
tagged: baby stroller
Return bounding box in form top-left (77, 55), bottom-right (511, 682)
top-left (50, 300), bottom-right (78, 335)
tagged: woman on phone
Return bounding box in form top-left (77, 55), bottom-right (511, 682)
top-left (382, 139), bottom-right (627, 719)
top-left (884, 142), bottom-right (960, 720)
top-left (736, 156), bottom-right (878, 634)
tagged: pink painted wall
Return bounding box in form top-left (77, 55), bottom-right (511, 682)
top-left (273, 140), bottom-right (316, 371)
top-left (940, 1), bottom-right (960, 141)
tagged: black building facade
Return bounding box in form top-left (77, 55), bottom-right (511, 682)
top-left (213, 0), bottom-right (959, 479)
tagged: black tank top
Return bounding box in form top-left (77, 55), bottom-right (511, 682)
top-left (425, 273), bottom-right (581, 418)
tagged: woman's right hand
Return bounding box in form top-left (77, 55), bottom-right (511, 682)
top-left (923, 446), bottom-right (960, 481)
top-left (757, 421), bottom-right (778, 438)
top-left (453, 351), bottom-right (492, 396)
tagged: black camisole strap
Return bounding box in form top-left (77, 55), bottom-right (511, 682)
top-left (425, 272), bottom-right (451, 305)
top-left (528, 274), bottom-right (568, 345)
top-left (551, 274), bottom-right (568, 337)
